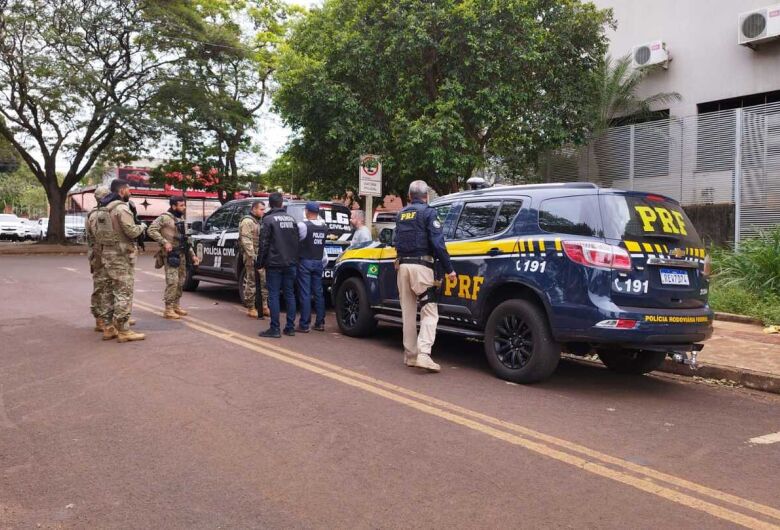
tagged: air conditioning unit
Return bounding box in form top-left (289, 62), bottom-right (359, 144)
top-left (739, 5), bottom-right (780, 47)
top-left (631, 41), bottom-right (670, 69)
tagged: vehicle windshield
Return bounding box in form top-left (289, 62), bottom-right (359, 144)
top-left (600, 193), bottom-right (703, 246)
top-left (286, 203), bottom-right (353, 239)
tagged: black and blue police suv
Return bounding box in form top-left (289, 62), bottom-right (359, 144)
top-left (333, 183), bottom-right (712, 384)
top-left (186, 198), bottom-right (354, 303)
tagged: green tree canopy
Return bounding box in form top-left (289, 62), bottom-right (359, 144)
top-left (152, 0), bottom-right (297, 203)
top-left (0, 0), bottom-right (213, 242)
top-left (274, 0), bottom-right (614, 198)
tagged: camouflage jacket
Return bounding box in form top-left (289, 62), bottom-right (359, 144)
top-left (238, 215), bottom-right (261, 257)
top-left (106, 200), bottom-right (144, 250)
top-left (147, 211), bottom-right (195, 259)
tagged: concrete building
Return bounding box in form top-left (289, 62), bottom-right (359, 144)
top-left (593, 0), bottom-right (780, 117)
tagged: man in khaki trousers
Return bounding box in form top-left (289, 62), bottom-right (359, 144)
top-left (394, 180), bottom-right (456, 372)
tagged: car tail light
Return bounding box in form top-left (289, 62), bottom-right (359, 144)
top-left (562, 241), bottom-right (632, 271)
top-left (595, 319), bottom-right (638, 329)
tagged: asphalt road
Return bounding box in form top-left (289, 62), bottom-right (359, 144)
top-left (1, 254), bottom-right (779, 529)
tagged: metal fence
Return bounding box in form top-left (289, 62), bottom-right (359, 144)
top-left (540, 101), bottom-right (780, 246)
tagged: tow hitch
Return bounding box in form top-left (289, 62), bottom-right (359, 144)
top-left (670, 343), bottom-right (703, 370)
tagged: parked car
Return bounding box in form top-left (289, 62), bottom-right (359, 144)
top-left (19, 218), bottom-right (41, 240)
top-left (186, 198), bottom-right (355, 304)
top-left (334, 183), bottom-right (713, 384)
top-left (0, 214), bottom-right (25, 241)
top-left (38, 217), bottom-right (49, 239)
top-left (372, 210), bottom-right (398, 235)
top-left (65, 215), bottom-right (87, 242)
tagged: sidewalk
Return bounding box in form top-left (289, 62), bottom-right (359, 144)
top-left (659, 320), bottom-right (780, 394)
top-left (0, 242), bottom-right (159, 255)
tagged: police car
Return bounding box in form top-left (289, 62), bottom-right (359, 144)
top-left (332, 183), bottom-right (713, 384)
top-left (185, 199), bottom-right (354, 303)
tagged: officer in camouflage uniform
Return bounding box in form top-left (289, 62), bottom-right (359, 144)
top-left (239, 200), bottom-right (269, 318)
top-left (86, 185), bottom-right (112, 332)
top-left (98, 179), bottom-right (147, 343)
top-left (147, 196), bottom-right (200, 319)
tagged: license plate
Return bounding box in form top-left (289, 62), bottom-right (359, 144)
top-left (660, 268), bottom-right (689, 286)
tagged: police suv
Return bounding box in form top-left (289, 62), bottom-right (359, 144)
top-left (185, 199), bottom-right (354, 303)
top-left (332, 183), bottom-right (713, 384)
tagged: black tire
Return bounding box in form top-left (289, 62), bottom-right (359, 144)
top-left (183, 265), bottom-right (199, 292)
top-left (237, 267), bottom-right (248, 305)
top-left (597, 348), bottom-right (667, 375)
top-left (335, 277), bottom-right (377, 337)
top-left (484, 299), bottom-right (560, 384)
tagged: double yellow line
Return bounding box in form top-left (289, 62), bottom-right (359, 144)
top-left (132, 300), bottom-right (780, 529)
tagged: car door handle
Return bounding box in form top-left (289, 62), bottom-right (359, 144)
top-left (487, 247), bottom-right (502, 256)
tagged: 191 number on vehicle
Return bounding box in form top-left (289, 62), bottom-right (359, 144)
top-left (515, 260), bottom-right (546, 273)
top-left (613, 278), bottom-right (648, 294)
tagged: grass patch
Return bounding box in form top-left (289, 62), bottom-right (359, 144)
top-left (709, 227), bottom-right (780, 325)
top-left (708, 283), bottom-right (780, 325)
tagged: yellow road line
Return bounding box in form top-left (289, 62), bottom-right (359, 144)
top-left (132, 300), bottom-right (780, 528)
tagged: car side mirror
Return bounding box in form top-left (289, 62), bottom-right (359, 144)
top-left (190, 221), bottom-right (203, 233)
top-left (379, 228), bottom-right (394, 246)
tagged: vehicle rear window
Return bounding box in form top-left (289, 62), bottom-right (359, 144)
top-left (538, 195), bottom-right (603, 237)
top-left (600, 194), bottom-right (703, 246)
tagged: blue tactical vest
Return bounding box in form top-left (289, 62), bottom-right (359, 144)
top-left (395, 201), bottom-right (433, 257)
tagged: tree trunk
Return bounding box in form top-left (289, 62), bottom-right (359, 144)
top-left (44, 185), bottom-right (66, 244)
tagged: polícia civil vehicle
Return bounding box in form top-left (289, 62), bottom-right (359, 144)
top-left (186, 198), bottom-right (354, 303)
top-left (332, 183), bottom-right (712, 384)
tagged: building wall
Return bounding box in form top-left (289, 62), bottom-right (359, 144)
top-left (593, 0), bottom-right (780, 116)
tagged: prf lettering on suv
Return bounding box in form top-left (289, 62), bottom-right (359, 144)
top-left (332, 183), bottom-right (713, 384)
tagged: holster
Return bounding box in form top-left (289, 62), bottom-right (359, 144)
top-left (167, 251), bottom-right (181, 268)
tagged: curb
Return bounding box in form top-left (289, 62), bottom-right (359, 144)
top-left (714, 312), bottom-right (764, 326)
top-left (565, 355), bottom-right (780, 396)
top-left (658, 359), bottom-right (780, 395)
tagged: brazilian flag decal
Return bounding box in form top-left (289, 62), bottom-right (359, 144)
top-left (367, 263), bottom-right (379, 278)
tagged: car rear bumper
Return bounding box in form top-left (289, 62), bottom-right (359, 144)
top-left (552, 304), bottom-right (714, 348)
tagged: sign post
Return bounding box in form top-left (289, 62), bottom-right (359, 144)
top-left (359, 154), bottom-right (382, 236)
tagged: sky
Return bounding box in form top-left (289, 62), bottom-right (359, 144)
top-left (246, 0), bottom-right (323, 172)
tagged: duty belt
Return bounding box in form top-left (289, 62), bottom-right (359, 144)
top-left (398, 256), bottom-right (435, 269)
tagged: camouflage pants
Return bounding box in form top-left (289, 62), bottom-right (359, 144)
top-left (90, 263), bottom-right (112, 320)
top-left (243, 253), bottom-right (268, 309)
top-left (101, 247), bottom-right (137, 331)
top-left (163, 260), bottom-right (187, 306)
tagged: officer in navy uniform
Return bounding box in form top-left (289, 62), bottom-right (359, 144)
top-left (296, 201), bottom-right (329, 332)
top-left (257, 192), bottom-right (300, 338)
top-left (394, 180), bottom-right (457, 372)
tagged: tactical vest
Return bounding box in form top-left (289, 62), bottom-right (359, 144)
top-left (157, 212), bottom-right (179, 244)
top-left (395, 202), bottom-right (432, 257)
top-left (92, 203), bottom-right (119, 246)
top-left (107, 200), bottom-right (136, 246)
top-left (299, 220), bottom-right (327, 260)
top-left (241, 215), bottom-right (260, 251)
